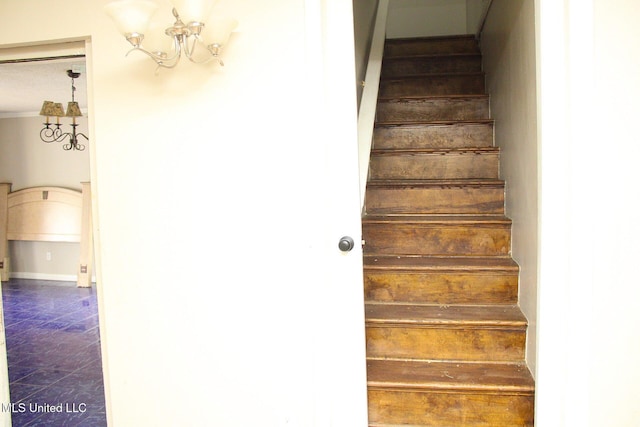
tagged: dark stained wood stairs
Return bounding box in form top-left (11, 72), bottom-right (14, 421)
top-left (362, 35), bottom-right (535, 426)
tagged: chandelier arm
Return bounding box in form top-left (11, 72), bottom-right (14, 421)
top-left (208, 45), bottom-right (224, 67)
top-left (62, 142), bottom-right (85, 151)
top-left (183, 33), bottom-right (202, 61)
top-left (125, 45), bottom-right (181, 69)
top-left (62, 135), bottom-right (86, 151)
top-left (188, 54), bottom-right (224, 65)
top-left (181, 36), bottom-right (224, 65)
top-left (40, 126), bottom-right (66, 144)
top-left (182, 34), bottom-right (193, 58)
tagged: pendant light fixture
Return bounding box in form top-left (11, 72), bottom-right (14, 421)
top-left (39, 69), bottom-right (88, 151)
top-left (104, 0), bottom-right (238, 71)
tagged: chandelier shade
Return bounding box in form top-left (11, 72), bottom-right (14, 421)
top-left (170, 0), bottom-right (218, 24)
top-left (104, 0), bottom-right (159, 37)
top-left (39, 101), bottom-right (62, 118)
top-left (201, 17), bottom-right (238, 46)
top-left (65, 102), bottom-right (83, 118)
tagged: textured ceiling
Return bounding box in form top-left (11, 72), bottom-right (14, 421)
top-left (0, 57), bottom-right (87, 118)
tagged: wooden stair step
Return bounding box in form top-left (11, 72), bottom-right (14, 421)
top-left (379, 73), bottom-right (485, 97)
top-left (384, 35), bottom-right (480, 57)
top-left (363, 255), bottom-right (519, 272)
top-left (382, 53), bottom-right (483, 77)
top-left (365, 303), bottom-right (527, 361)
top-left (376, 95), bottom-right (490, 122)
top-left (369, 147), bottom-right (500, 180)
top-left (365, 179), bottom-right (505, 215)
top-left (367, 359), bottom-right (534, 393)
top-left (362, 214), bottom-right (513, 224)
top-left (367, 360), bottom-right (534, 426)
top-left (363, 255), bottom-right (519, 305)
top-left (366, 303), bottom-right (527, 328)
top-left (374, 120), bottom-right (494, 149)
top-left (362, 215), bottom-right (512, 257)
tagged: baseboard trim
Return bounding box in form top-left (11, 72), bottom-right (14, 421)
top-left (8, 272), bottom-right (96, 283)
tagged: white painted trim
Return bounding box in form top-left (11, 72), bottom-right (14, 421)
top-left (358, 0), bottom-right (389, 209)
top-left (9, 272), bottom-right (95, 283)
top-left (0, 109), bottom-right (89, 119)
top-left (0, 283), bottom-right (10, 427)
top-left (0, 41), bottom-right (85, 62)
top-left (0, 111), bottom-right (40, 119)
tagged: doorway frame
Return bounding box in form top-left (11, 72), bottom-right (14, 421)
top-left (0, 37), bottom-right (108, 425)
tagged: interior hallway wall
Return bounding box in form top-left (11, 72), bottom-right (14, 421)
top-left (0, 115), bottom-right (90, 279)
top-left (386, 0), bottom-right (468, 38)
top-left (536, 0), bottom-right (640, 424)
top-left (480, 0), bottom-right (538, 373)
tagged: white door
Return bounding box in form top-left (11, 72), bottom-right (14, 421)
top-left (304, 0), bottom-right (369, 425)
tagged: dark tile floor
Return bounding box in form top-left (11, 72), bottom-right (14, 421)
top-left (2, 279), bottom-right (107, 426)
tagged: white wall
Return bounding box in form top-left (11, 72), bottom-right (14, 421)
top-left (480, 0), bottom-right (538, 374)
top-left (0, 116), bottom-right (90, 190)
top-left (0, 115), bottom-right (90, 279)
top-left (387, 0), bottom-right (468, 38)
top-left (589, 2), bottom-right (640, 424)
top-left (466, 0), bottom-right (492, 35)
top-left (536, 0), bottom-right (640, 424)
top-left (0, 1), bottom-right (368, 425)
top-left (386, 0), bottom-right (494, 39)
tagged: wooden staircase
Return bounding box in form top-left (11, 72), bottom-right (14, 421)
top-left (362, 35), bottom-right (535, 426)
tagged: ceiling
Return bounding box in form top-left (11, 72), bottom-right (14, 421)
top-left (0, 57), bottom-right (88, 118)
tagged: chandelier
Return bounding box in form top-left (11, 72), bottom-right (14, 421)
top-left (104, 0), bottom-right (238, 71)
top-left (39, 70), bottom-right (88, 151)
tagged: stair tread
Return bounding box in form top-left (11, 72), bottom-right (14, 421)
top-left (367, 359), bottom-right (534, 393)
top-left (383, 52), bottom-right (482, 60)
top-left (384, 36), bottom-right (480, 57)
top-left (376, 119), bottom-right (494, 127)
top-left (386, 35), bottom-right (478, 45)
top-left (378, 94), bottom-right (489, 101)
top-left (363, 255), bottom-right (518, 271)
top-left (382, 71), bottom-right (485, 81)
top-left (362, 214), bottom-right (512, 224)
top-left (371, 147), bottom-right (499, 155)
top-left (386, 34), bottom-right (477, 42)
top-left (366, 303), bottom-right (527, 327)
top-left (367, 178), bottom-right (503, 187)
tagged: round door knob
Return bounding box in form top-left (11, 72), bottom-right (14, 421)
top-left (338, 236), bottom-right (355, 252)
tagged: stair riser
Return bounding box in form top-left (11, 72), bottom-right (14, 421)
top-left (366, 326), bottom-right (526, 361)
top-left (363, 223), bottom-right (511, 256)
top-left (377, 97), bottom-right (489, 122)
top-left (382, 55), bottom-right (482, 77)
top-left (364, 272), bottom-right (518, 305)
top-left (368, 389), bottom-right (534, 426)
top-left (374, 122), bottom-right (494, 150)
top-left (380, 74), bottom-right (485, 97)
top-left (369, 152), bottom-right (500, 180)
top-left (385, 38), bottom-right (480, 57)
top-left (365, 186), bottom-right (505, 215)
